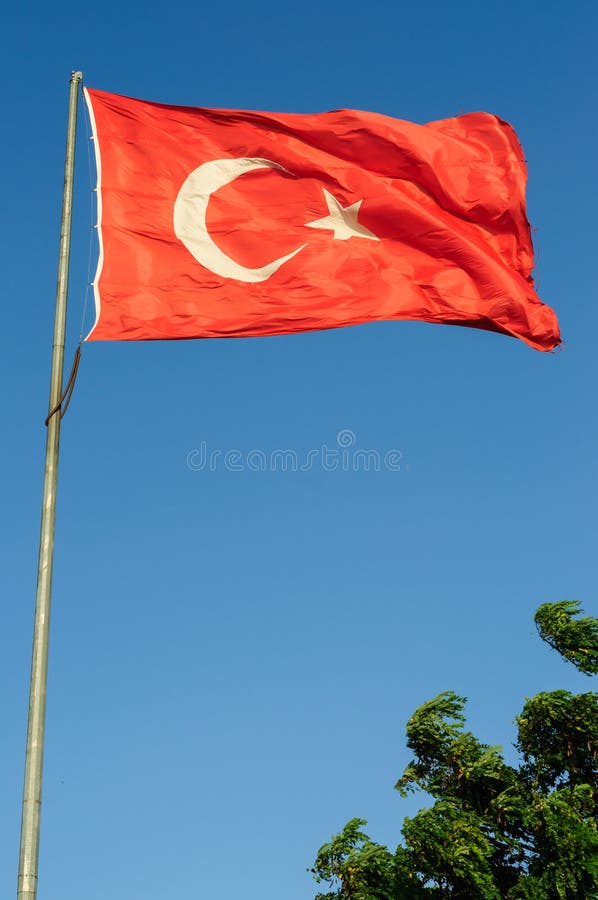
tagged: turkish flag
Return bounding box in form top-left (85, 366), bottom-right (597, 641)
top-left (84, 88), bottom-right (560, 351)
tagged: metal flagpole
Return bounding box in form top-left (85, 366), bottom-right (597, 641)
top-left (17, 69), bottom-right (83, 900)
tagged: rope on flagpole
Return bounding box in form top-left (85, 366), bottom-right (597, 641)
top-left (44, 344), bottom-right (81, 425)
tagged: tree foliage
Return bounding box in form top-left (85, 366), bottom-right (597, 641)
top-left (534, 601), bottom-right (598, 675)
top-left (310, 602), bottom-right (598, 899)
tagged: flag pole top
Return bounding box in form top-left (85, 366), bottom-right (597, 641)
top-left (70, 70), bottom-right (83, 82)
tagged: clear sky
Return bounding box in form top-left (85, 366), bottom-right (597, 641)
top-left (1, 2), bottom-right (596, 899)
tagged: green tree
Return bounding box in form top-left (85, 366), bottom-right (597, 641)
top-left (534, 601), bottom-right (598, 675)
top-left (310, 602), bottom-right (598, 899)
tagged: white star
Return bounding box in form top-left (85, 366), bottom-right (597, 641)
top-left (305, 189), bottom-right (380, 242)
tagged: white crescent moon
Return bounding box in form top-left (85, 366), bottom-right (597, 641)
top-left (173, 157), bottom-right (306, 283)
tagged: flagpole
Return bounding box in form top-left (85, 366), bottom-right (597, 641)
top-left (17, 69), bottom-right (83, 900)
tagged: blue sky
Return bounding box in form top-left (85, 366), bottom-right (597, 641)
top-left (1, 1), bottom-right (596, 898)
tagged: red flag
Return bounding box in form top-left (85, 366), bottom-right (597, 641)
top-left (84, 88), bottom-right (560, 351)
